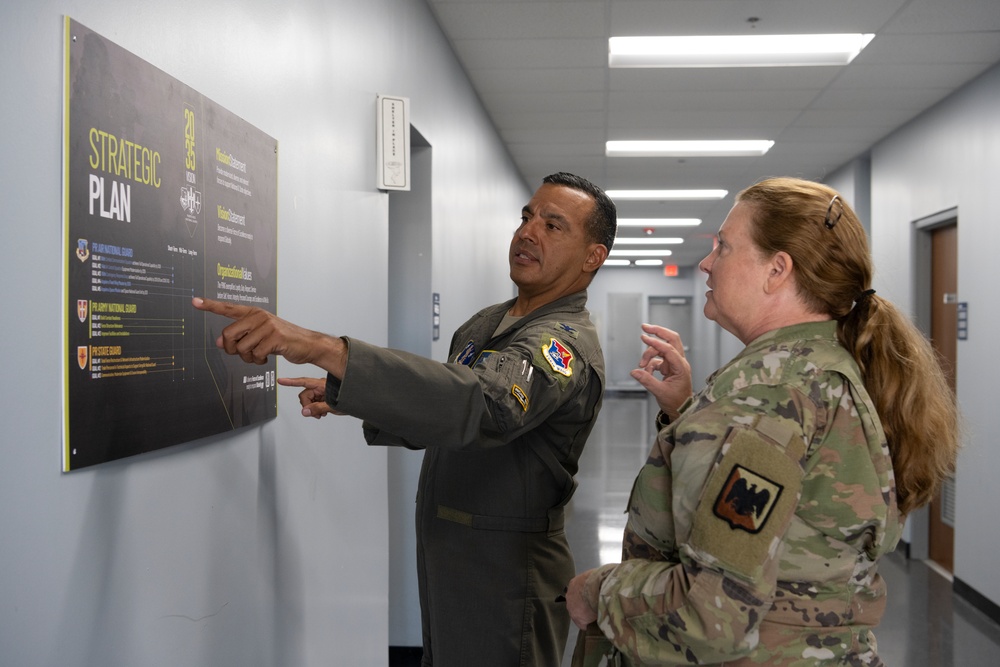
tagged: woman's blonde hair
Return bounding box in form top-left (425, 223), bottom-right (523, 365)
top-left (736, 177), bottom-right (959, 515)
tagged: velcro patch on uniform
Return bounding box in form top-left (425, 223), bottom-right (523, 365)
top-left (456, 340), bottom-right (477, 366)
top-left (688, 425), bottom-right (802, 582)
top-left (542, 337), bottom-right (574, 377)
top-left (473, 350), bottom-right (496, 368)
top-left (713, 465), bottom-right (783, 534)
top-left (511, 384), bottom-right (529, 411)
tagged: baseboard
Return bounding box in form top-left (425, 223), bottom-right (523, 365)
top-left (389, 646), bottom-right (422, 667)
top-left (954, 576), bottom-right (1000, 627)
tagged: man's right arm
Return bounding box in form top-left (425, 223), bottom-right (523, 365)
top-left (192, 297), bottom-right (349, 378)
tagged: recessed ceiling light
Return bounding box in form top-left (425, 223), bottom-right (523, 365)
top-left (609, 34), bottom-right (875, 68)
top-left (603, 259), bottom-right (631, 267)
top-left (613, 237), bottom-right (683, 244)
top-left (609, 249), bottom-right (673, 257)
top-left (607, 140), bottom-right (774, 157)
top-left (617, 218), bottom-right (701, 227)
top-left (634, 259), bottom-right (664, 266)
top-left (607, 189), bottom-right (727, 200)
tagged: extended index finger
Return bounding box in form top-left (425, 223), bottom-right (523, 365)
top-left (192, 296), bottom-right (253, 321)
top-left (277, 376), bottom-right (325, 390)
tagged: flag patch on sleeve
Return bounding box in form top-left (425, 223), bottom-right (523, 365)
top-left (456, 340), bottom-right (477, 366)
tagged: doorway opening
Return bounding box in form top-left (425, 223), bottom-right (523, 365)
top-left (387, 127), bottom-right (432, 654)
top-left (912, 208), bottom-right (958, 574)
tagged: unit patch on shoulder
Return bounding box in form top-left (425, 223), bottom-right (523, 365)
top-left (456, 340), bottom-right (477, 366)
top-left (511, 384), bottom-right (529, 411)
top-left (713, 464), bottom-right (783, 534)
top-left (543, 337), bottom-right (574, 377)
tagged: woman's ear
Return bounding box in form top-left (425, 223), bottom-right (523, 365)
top-left (764, 251), bottom-right (794, 293)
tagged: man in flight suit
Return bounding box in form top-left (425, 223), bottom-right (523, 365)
top-left (194, 172), bottom-right (617, 666)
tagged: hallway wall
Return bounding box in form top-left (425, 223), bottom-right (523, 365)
top-left (0, 1), bottom-right (527, 665)
top-left (867, 61), bottom-right (1000, 610)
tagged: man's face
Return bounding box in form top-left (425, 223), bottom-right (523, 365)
top-left (509, 183), bottom-right (600, 299)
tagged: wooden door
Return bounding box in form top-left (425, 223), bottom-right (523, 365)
top-left (928, 223), bottom-right (957, 572)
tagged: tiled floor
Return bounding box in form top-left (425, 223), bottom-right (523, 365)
top-left (560, 392), bottom-right (1000, 666)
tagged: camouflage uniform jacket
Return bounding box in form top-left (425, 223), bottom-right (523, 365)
top-left (581, 320), bottom-right (901, 665)
top-left (328, 290), bottom-right (605, 667)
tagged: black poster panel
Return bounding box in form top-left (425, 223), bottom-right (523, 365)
top-left (64, 18), bottom-right (278, 471)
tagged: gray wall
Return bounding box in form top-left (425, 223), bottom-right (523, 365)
top-left (0, 1), bottom-right (527, 665)
top-left (867, 62), bottom-right (1000, 609)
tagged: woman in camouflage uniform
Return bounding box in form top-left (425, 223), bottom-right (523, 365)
top-left (566, 177), bottom-right (959, 666)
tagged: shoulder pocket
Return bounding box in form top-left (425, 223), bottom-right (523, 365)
top-left (687, 416), bottom-right (805, 582)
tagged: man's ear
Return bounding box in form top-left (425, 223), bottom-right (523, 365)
top-left (764, 251), bottom-right (794, 293)
top-left (583, 244), bottom-right (609, 273)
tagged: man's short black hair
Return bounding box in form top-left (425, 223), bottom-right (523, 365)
top-left (543, 172), bottom-right (617, 252)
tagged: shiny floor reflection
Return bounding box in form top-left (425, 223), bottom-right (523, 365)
top-left (561, 392), bottom-right (1000, 667)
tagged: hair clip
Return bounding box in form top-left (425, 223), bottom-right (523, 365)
top-left (824, 195), bottom-right (843, 229)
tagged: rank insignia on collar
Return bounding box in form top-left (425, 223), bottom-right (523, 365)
top-left (543, 337), bottom-right (573, 377)
top-left (713, 464), bottom-right (783, 534)
top-left (556, 322), bottom-right (578, 338)
top-left (456, 340), bottom-right (476, 366)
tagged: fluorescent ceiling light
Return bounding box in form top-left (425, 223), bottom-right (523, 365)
top-left (609, 34), bottom-right (875, 68)
top-left (618, 218), bottom-right (701, 227)
top-left (634, 259), bottom-right (664, 266)
top-left (613, 237), bottom-right (683, 245)
top-left (603, 259), bottom-right (631, 267)
top-left (607, 140), bottom-right (773, 157)
top-left (609, 249), bottom-right (673, 257)
top-left (607, 189), bottom-right (727, 200)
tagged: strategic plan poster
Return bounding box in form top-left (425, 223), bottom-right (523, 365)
top-left (63, 18), bottom-right (278, 471)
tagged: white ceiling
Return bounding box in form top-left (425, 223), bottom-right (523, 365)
top-left (425, 0), bottom-right (1000, 266)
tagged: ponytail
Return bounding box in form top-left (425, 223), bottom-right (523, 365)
top-left (839, 294), bottom-right (959, 515)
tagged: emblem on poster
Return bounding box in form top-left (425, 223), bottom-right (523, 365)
top-left (77, 346), bottom-right (89, 371)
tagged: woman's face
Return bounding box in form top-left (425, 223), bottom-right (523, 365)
top-left (698, 202), bottom-right (773, 343)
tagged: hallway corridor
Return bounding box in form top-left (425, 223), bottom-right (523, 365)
top-left (562, 392), bottom-right (1000, 666)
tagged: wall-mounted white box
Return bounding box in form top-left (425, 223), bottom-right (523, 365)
top-left (376, 94), bottom-right (410, 191)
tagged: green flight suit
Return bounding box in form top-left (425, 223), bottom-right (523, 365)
top-left (329, 290), bottom-right (605, 667)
